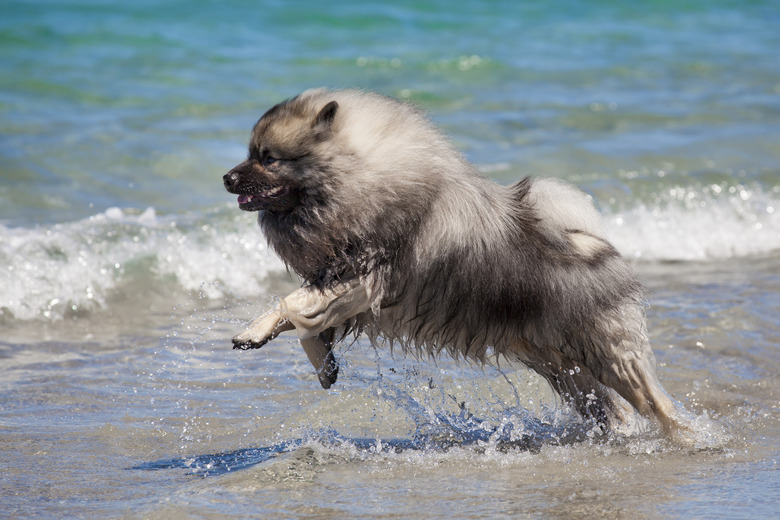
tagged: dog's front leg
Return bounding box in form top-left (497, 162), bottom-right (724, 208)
top-left (233, 277), bottom-right (371, 387)
top-left (232, 307), bottom-right (295, 350)
top-left (278, 276), bottom-right (371, 339)
top-left (300, 328), bottom-right (338, 389)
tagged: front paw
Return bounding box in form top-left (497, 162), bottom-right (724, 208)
top-left (317, 352), bottom-right (339, 389)
top-left (232, 335), bottom-right (270, 350)
top-left (231, 310), bottom-right (289, 350)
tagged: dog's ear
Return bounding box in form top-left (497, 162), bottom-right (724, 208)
top-left (313, 100), bottom-right (338, 129)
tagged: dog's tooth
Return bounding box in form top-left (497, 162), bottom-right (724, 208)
top-left (262, 186), bottom-right (282, 198)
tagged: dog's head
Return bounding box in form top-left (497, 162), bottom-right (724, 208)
top-left (223, 94), bottom-right (340, 213)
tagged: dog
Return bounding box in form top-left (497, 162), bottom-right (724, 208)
top-left (223, 88), bottom-right (690, 438)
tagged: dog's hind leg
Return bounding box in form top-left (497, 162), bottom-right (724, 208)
top-left (527, 356), bottom-right (635, 433)
top-left (594, 349), bottom-right (690, 438)
top-left (582, 319), bottom-right (693, 438)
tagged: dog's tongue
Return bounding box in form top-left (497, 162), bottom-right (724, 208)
top-left (237, 194), bottom-right (252, 205)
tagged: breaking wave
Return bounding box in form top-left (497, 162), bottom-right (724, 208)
top-left (2, 180), bottom-right (778, 321)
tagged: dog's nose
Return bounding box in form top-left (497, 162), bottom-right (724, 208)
top-left (223, 171), bottom-right (238, 190)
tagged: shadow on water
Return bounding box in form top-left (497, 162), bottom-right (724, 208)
top-left (130, 405), bottom-right (592, 477)
top-left (131, 353), bottom-right (612, 477)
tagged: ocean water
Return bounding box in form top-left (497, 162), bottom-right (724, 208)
top-left (1, 0), bottom-right (779, 518)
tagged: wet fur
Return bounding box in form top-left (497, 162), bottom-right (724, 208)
top-left (224, 88), bottom-right (690, 438)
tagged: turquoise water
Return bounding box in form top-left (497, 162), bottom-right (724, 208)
top-left (1, 1), bottom-right (779, 518)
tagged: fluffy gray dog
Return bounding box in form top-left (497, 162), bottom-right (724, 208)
top-left (223, 88), bottom-right (689, 438)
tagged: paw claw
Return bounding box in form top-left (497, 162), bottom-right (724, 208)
top-left (317, 363), bottom-right (339, 389)
top-left (232, 337), bottom-right (268, 350)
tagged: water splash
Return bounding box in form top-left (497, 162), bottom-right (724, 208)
top-left (132, 355), bottom-right (631, 477)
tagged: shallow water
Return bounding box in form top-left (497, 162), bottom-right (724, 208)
top-left (2, 0), bottom-right (780, 518)
top-left (3, 262), bottom-right (779, 519)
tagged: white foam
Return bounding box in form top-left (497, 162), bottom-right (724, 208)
top-left (0, 206), bottom-right (286, 321)
top-left (604, 186), bottom-right (780, 261)
top-left (2, 186), bottom-right (778, 321)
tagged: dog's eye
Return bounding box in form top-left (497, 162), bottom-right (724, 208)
top-left (262, 156), bottom-right (278, 168)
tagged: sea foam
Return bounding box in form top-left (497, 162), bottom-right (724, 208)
top-left (604, 184), bottom-right (779, 261)
top-left (0, 206), bottom-right (285, 321)
top-left (2, 187), bottom-right (778, 321)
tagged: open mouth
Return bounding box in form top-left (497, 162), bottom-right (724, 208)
top-left (237, 185), bottom-right (289, 211)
